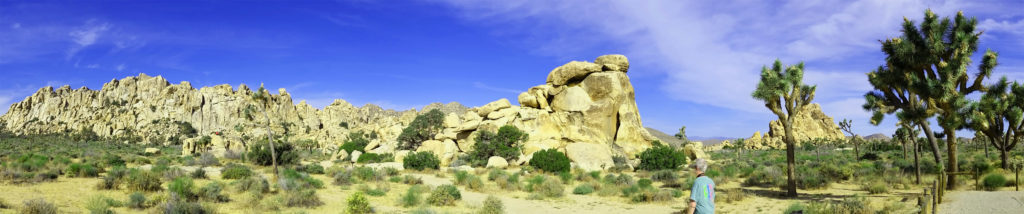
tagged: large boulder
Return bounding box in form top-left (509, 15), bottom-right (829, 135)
top-left (546, 61), bottom-right (602, 87)
top-left (416, 139), bottom-right (459, 167)
top-left (486, 156), bottom-right (509, 169)
top-left (745, 104), bottom-right (844, 150)
top-left (476, 99), bottom-right (511, 118)
top-left (565, 143), bottom-right (614, 172)
top-left (682, 141), bottom-right (709, 161)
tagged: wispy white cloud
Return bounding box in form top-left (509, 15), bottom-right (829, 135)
top-left (472, 81), bottom-right (520, 94)
top-left (66, 20), bottom-right (111, 60)
top-left (116, 64), bottom-right (126, 71)
top-left (434, 0), bottom-right (1021, 135)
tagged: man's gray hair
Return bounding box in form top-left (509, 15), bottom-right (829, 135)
top-left (694, 158), bottom-right (708, 172)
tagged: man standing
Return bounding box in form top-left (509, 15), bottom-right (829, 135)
top-left (687, 158), bottom-right (715, 214)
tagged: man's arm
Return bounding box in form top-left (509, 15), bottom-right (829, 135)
top-left (687, 200), bottom-right (696, 214)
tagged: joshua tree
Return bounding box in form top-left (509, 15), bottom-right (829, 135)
top-left (838, 119), bottom-right (860, 160)
top-left (675, 126), bottom-right (688, 142)
top-left (752, 59), bottom-right (816, 197)
top-left (974, 131), bottom-right (990, 158)
top-left (252, 84), bottom-right (279, 178)
top-left (967, 77), bottom-right (1023, 169)
top-left (867, 10), bottom-right (995, 189)
top-left (894, 122), bottom-right (921, 184)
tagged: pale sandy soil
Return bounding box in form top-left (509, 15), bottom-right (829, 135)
top-left (938, 191), bottom-right (1024, 214)
top-left (0, 166), bottom-right (933, 214)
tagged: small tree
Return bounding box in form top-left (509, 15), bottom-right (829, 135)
top-left (674, 126), bottom-right (688, 142)
top-left (398, 109), bottom-right (445, 150)
top-left (751, 59), bottom-right (816, 197)
top-left (838, 119), bottom-right (860, 160)
top-left (967, 77), bottom-right (1023, 169)
top-left (894, 122), bottom-right (922, 184)
top-left (252, 84), bottom-right (279, 178)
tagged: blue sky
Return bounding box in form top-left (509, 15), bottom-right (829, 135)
top-left (2, 0), bottom-right (1024, 139)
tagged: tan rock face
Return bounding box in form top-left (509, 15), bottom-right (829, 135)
top-left (2, 55), bottom-right (656, 170)
top-left (565, 143), bottom-right (614, 172)
top-left (745, 103), bottom-right (844, 149)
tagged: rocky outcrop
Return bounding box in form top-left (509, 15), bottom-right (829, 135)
top-left (744, 104), bottom-right (844, 149)
top-left (1, 54), bottom-right (656, 170)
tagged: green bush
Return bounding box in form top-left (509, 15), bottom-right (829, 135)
top-left (650, 170), bottom-right (679, 183)
top-left (982, 173), bottom-right (1007, 191)
top-left (537, 176), bottom-right (565, 198)
top-left (67, 163), bottom-right (101, 178)
top-left (283, 189), bottom-right (322, 208)
top-left (190, 168), bottom-right (207, 179)
top-left (353, 166), bottom-right (380, 182)
top-left (487, 168), bottom-right (508, 181)
top-left (247, 141), bottom-right (300, 166)
top-left (427, 184), bottom-right (462, 206)
top-left (126, 169), bottom-right (162, 192)
top-left (863, 181), bottom-right (889, 194)
top-left (398, 185), bottom-right (423, 207)
top-left (467, 175), bottom-right (485, 191)
top-left (21, 198), bottom-right (57, 214)
top-left (742, 166), bottom-right (784, 187)
top-left (468, 125), bottom-right (528, 166)
top-left (340, 131), bottom-right (370, 154)
top-left (529, 149), bottom-right (570, 173)
top-left (221, 163), bottom-right (253, 179)
top-left (128, 192), bottom-right (146, 209)
top-left (819, 164), bottom-right (853, 181)
top-left (347, 192), bottom-right (372, 214)
top-left (199, 182), bottom-right (228, 202)
top-left (296, 163), bottom-right (325, 174)
top-left (630, 189), bottom-right (674, 203)
top-left (573, 184), bottom-right (595, 195)
top-left (478, 195), bottom-right (505, 214)
top-left (637, 144), bottom-right (686, 171)
top-left (358, 183), bottom-right (390, 197)
top-left (234, 176), bottom-right (270, 195)
top-left (161, 195), bottom-right (214, 214)
top-left (101, 153), bottom-right (126, 168)
top-left (86, 195), bottom-right (113, 214)
top-left (281, 169), bottom-right (325, 189)
top-left (637, 179), bottom-right (653, 189)
top-left (398, 109), bottom-right (445, 149)
top-left (356, 153), bottom-right (394, 164)
top-left (783, 202), bottom-right (807, 214)
top-left (169, 177), bottom-right (197, 201)
top-left (404, 151), bottom-right (441, 171)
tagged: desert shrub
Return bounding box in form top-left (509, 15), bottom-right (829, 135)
top-left (650, 170), bottom-right (679, 183)
top-left (478, 195), bottom-right (504, 214)
top-left (347, 192), bottom-right (372, 214)
top-left (340, 131), bottom-right (370, 154)
top-left (529, 149), bottom-right (570, 173)
top-left (86, 195), bottom-right (113, 214)
top-left (863, 181), bottom-right (889, 194)
top-left (295, 163), bottom-right (325, 174)
top-left (96, 175), bottom-right (118, 190)
top-left (597, 183), bottom-right (622, 197)
top-left (128, 192), bottom-right (147, 209)
top-left (427, 184), bottom-right (462, 206)
top-left (467, 175), bottom-right (485, 191)
top-left (637, 144), bottom-right (686, 171)
top-left (558, 171), bottom-right (573, 184)
top-left (356, 153), bottom-right (394, 164)
top-left (160, 194), bottom-right (214, 214)
top-left (331, 168), bottom-right (354, 186)
top-left (468, 125), bottom-right (527, 166)
top-left (190, 168), bottom-right (207, 179)
top-left (819, 164), bottom-right (853, 181)
top-left (402, 175), bottom-right (424, 185)
top-left (718, 188), bottom-right (749, 203)
top-left (398, 185), bottom-right (423, 207)
top-left (398, 109), bottom-right (445, 149)
top-left (234, 176), bottom-right (270, 195)
top-left (971, 158), bottom-right (994, 175)
top-left (783, 202), bottom-right (807, 214)
top-left (353, 166), bottom-right (381, 182)
top-left (537, 176), bottom-right (565, 198)
top-left (404, 151), bottom-right (440, 171)
top-left (358, 183), bottom-right (391, 197)
top-left (196, 152), bottom-right (221, 166)
top-left (487, 168), bottom-right (508, 181)
top-left (67, 163), bottom-right (101, 177)
top-left (573, 183), bottom-right (595, 195)
top-left (496, 173), bottom-right (519, 191)
top-left (621, 185), bottom-right (641, 197)
top-left (126, 169), bottom-right (162, 192)
top-left (248, 141), bottom-right (300, 166)
top-left (982, 173), bottom-right (1007, 191)
top-left (101, 153), bottom-right (126, 168)
top-left (221, 163), bottom-right (253, 179)
top-left (637, 178), bottom-right (653, 189)
top-left (169, 177), bottom-right (197, 201)
top-left (630, 189), bottom-right (674, 203)
top-left (21, 198), bottom-right (57, 214)
top-left (454, 170), bottom-right (471, 185)
top-left (283, 189), bottom-right (322, 207)
top-left (161, 167), bottom-right (187, 181)
top-left (859, 152), bottom-right (880, 161)
top-left (282, 169), bottom-right (325, 189)
top-left (199, 182), bottom-right (228, 202)
top-left (742, 166), bottom-right (784, 187)
top-left (797, 169), bottom-right (829, 190)
top-left (609, 173), bottom-right (635, 186)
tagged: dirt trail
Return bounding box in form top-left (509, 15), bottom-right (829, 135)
top-left (938, 191), bottom-right (1024, 214)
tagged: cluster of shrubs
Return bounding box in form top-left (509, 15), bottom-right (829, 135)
top-left (356, 153), bottom-right (394, 164)
top-left (247, 140), bottom-right (300, 166)
top-left (468, 125), bottom-right (528, 167)
top-left (398, 109), bottom-right (445, 149)
top-left (638, 143), bottom-right (687, 171)
top-left (340, 131), bottom-right (370, 155)
top-left (529, 149), bottom-right (571, 173)
top-left (404, 151), bottom-right (440, 170)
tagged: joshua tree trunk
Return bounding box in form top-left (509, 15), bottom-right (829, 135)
top-left (261, 106), bottom-right (279, 178)
top-left (853, 136), bottom-right (860, 160)
top-left (914, 137), bottom-right (921, 184)
top-left (784, 120), bottom-right (798, 197)
top-left (984, 141), bottom-right (990, 158)
top-left (1001, 149), bottom-right (1009, 169)
top-left (945, 130), bottom-right (958, 190)
top-left (920, 122), bottom-right (943, 165)
top-left (901, 140), bottom-right (907, 160)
